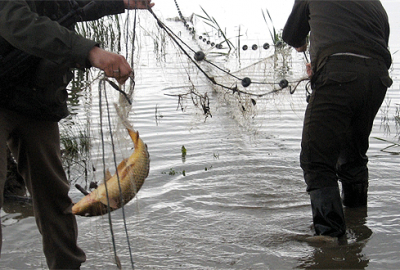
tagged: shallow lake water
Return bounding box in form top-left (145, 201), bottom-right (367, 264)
top-left (2, 1), bottom-right (400, 269)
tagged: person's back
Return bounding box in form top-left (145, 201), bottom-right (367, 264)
top-left (283, 0), bottom-right (391, 70)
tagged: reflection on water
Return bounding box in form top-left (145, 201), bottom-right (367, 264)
top-left (2, 9), bottom-right (400, 270)
top-left (297, 207), bottom-right (372, 269)
top-left (1, 200), bottom-right (34, 227)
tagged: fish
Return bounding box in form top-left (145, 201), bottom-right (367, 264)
top-left (72, 126), bottom-right (150, 216)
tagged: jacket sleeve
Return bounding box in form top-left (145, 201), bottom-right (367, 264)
top-left (77, 0), bottom-right (125, 22)
top-left (0, 0), bottom-right (125, 68)
top-left (282, 0), bottom-right (310, 48)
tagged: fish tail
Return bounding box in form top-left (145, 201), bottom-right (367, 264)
top-left (127, 129), bottom-right (139, 146)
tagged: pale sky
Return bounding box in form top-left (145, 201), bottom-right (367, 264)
top-left (151, 0), bottom-right (400, 48)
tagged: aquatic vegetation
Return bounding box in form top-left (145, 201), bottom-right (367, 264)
top-left (374, 102), bottom-right (400, 154)
top-left (162, 168), bottom-right (185, 176)
top-left (5, 149), bottom-right (27, 197)
top-left (157, 5), bottom-right (297, 122)
top-left (60, 130), bottom-right (90, 159)
top-left (181, 145), bottom-right (187, 155)
top-left (204, 165), bottom-right (213, 171)
top-left (261, 9), bottom-right (282, 48)
top-left (60, 123), bottom-right (92, 184)
top-left (195, 6), bottom-right (236, 52)
top-left (75, 15), bottom-right (123, 53)
top-left (165, 85), bottom-right (212, 120)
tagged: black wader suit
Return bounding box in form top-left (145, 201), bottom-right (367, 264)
top-left (0, 0), bottom-right (126, 268)
top-left (282, 0), bottom-right (392, 237)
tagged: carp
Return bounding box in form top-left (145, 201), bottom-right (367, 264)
top-left (72, 127), bottom-right (150, 216)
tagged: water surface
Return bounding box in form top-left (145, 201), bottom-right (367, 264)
top-left (2, 1), bottom-right (400, 269)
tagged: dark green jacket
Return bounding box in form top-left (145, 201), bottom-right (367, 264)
top-left (282, 0), bottom-right (391, 71)
top-left (0, 0), bottom-right (125, 69)
top-left (0, 0), bottom-right (126, 121)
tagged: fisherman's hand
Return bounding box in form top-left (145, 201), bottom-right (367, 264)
top-left (295, 44), bottom-right (307, 52)
top-left (306, 63), bottom-right (312, 78)
top-left (124, 0), bottom-right (154, 9)
top-left (88, 46), bottom-right (132, 84)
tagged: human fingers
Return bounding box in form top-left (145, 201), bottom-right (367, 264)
top-left (106, 62), bottom-right (132, 84)
top-left (124, 0), bottom-right (155, 9)
top-left (99, 53), bottom-right (131, 84)
top-left (88, 47), bottom-right (133, 84)
top-left (306, 63), bottom-right (312, 78)
top-left (114, 70), bottom-right (133, 85)
top-left (295, 44), bottom-right (307, 52)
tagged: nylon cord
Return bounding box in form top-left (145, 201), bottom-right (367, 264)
top-left (98, 2), bottom-right (139, 269)
top-left (104, 78), bottom-right (135, 269)
top-left (101, 2), bottom-right (140, 268)
top-left (98, 79), bottom-right (119, 268)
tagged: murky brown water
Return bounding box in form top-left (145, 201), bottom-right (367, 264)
top-left (2, 1), bottom-right (400, 269)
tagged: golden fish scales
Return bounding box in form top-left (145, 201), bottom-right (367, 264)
top-left (72, 127), bottom-right (150, 216)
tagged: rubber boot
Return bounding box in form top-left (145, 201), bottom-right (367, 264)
top-left (341, 182), bottom-right (368, 208)
top-left (309, 186), bottom-right (346, 237)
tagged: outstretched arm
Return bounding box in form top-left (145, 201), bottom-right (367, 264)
top-left (87, 0), bottom-right (155, 84)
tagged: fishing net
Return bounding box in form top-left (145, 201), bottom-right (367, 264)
top-left (61, 4), bottom-right (310, 179)
top-left (58, 5), bottom-right (311, 269)
top-left (150, 8), bottom-right (310, 131)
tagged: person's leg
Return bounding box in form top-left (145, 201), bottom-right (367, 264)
top-left (300, 87), bottom-right (347, 236)
top-left (301, 57), bottom-right (391, 236)
top-left (300, 58), bottom-right (361, 237)
top-left (7, 111), bottom-right (86, 269)
top-left (337, 60), bottom-right (389, 208)
top-left (309, 186), bottom-right (345, 237)
top-left (0, 145), bottom-right (4, 256)
top-left (336, 130), bottom-right (369, 208)
top-left (0, 108), bottom-right (14, 256)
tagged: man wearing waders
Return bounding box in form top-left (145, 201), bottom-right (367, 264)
top-left (0, 0), bottom-right (154, 268)
top-left (282, 0), bottom-right (392, 238)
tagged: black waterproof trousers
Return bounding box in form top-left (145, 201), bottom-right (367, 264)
top-left (301, 55), bottom-right (391, 192)
top-left (0, 107), bottom-right (86, 269)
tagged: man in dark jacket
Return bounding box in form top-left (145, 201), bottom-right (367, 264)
top-left (282, 0), bottom-right (392, 238)
top-left (0, 0), bottom-right (154, 268)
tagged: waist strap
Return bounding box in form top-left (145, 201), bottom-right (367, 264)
top-left (331, 52), bottom-right (371, 59)
top-left (314, 42), bottom-right (390, 73)
top-left (327, 54), bottom-right (386, 67)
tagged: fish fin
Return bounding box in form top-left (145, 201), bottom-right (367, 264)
top-left (99, 196), bottom-right (119, 209)
top-left (104, 169), bottom-right (112, 181)
top-left (116, 158), bottom-right (129, 175)
top-left (108, 198), bottom-right (119, 209)
top-left (119, 163), bottom-right (135, 180)
top-left (98, 163), bottom-right (136, 210)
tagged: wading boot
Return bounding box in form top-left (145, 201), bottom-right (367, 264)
top-left (341, 182), bottom-right (368, 208)
top-left (309, 186), bottom-right (346, 237)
